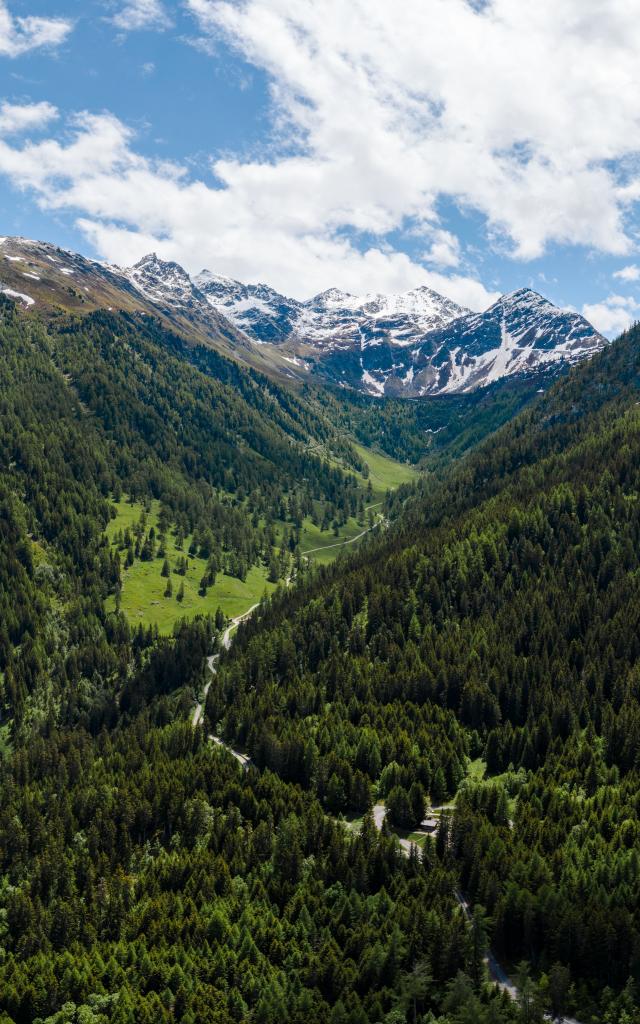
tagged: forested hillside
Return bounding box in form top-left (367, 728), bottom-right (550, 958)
top-left (0, 293), bottom-right (380, 720)
top-left (309, 377), bottom-right (543, 466)
top-left (0, 296), bottom-right (508, 1023)
top-left (211, 322), bottom-right (640, 1021)
top-left (2, 289), bottom-right (640, 1023)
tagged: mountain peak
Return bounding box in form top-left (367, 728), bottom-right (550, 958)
top-left (496, 287), bottom-right (550, 309)
top-left (110, 248), bottom-right (606, 397)
top-left (306, 287), bottom-right (359, 309)
top-left (123, 253), bottom-right (198, 307)
top-left (195, 269), bottom-right (239, 287)
top-left (131, 252), bottom-right (191, 278)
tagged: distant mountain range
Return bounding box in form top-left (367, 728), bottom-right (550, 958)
top-left (0, 236), bottom-right (606, 396)
top-left (193, 268), bottom-right (605, 396)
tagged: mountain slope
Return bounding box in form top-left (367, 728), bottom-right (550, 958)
top-left (307, 288), bottom-right (605, 396)
top-left (195, 274), bottom-right (468, 349)
top-left (0, 292), bottom-right (473, 1024)
top-left (0, 295), bottom-right (381, 649)
top-left (195, 269), bottom-right (304, 344)
top-left (213, 320), bottom-right (640, 1017)
top-left (0, 237), bottom-right (302, 383)
top-left (0, 277), bottom-right (636, 1022)
top-left (0, 236), bottom-right (606, 398)
top-left (194, 268), bottom-right (605, 396)
top-left (411, 287), bottom-right (605, 394)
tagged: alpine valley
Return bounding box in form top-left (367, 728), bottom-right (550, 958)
top-left (2, 230), bottom-right (640, 1024)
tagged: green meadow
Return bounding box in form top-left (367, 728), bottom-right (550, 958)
top-left (352, 441), bottom-right (419, 493)
top-left (105, 443), bottom-right (420, 632)
top-left (105, 499), bottom-right (276, 633)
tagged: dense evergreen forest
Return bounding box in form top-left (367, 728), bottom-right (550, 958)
top-left (0, 295), bottom-right (372, 721)
top-left (213, 322), bottom-right (640, 1021)
top-left (2, 291), bottom-right (640, 1023)
top-left (313, 378), bottom-right (544, 466)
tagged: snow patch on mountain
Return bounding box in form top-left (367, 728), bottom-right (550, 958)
top-left (194, 269), bottom-right (302, 344)
top-left (122, 254), bottom-right (198, 308)
top-left (421, 289), bottom-right (606, 395)
top-left (119, 256), bottom-right (606, 397)
top-left (1, 286), bottom-right (34, 306)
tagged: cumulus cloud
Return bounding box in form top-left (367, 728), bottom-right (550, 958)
top-left (7, 1), bottom-right (640, 302)
top-left (613, 264), bottom-right (640, 282)
top-left (0, 1), bottom-right (72, 57)
top-left (0, 109), bottom-right (497, 305)
top-left (583, 294), bottom-right (640, 338)
top-left (0, 101), bottom-right (58, 135)
top-left (187, 0), bottom-right (640, 261)
top-left (110, 0), bottom-right (171, 32)
top-left (422, 230), bottom-right (461, 269)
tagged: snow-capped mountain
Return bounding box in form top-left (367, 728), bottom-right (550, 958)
top-left (127, 263), bottom-right (607, 397)
top-left (117, 254), bottom-right (258, 357)
top-left (297, 285), bottom-right (468, 350)
top-left (196, 273), bottom-right (468, 351)
top-left (122, 253), bottom-right (199, 308)
top-left (401, 288), bottom-right (606, 396)
top-left (194, 270), bottom-right (303, 344)
top-left (326, 287), bottom-right (607, 397)
top-left (0, 237), bottom-right (606, 397)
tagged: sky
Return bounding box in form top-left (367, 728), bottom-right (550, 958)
top-left (2, 1), bottom-right (640, 334)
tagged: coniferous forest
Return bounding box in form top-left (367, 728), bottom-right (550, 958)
top-left (3, 288), bottom-right (640, 1024)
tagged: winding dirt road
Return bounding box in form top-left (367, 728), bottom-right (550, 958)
top-left (191, 604), bottom-right (259, 767)
top-left (301, 509), bottom-right (385, 556)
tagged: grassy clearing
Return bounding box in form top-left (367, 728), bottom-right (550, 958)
top-left (105, 442), bottom-right (417, 630)
top-left (105, 499), bottom-right (275, 634)
top-left (395, 827), bottom-right (429, 848)
top-left (298, 515), bottom-right (375, 563)
top-left (297, 441), bottom-right (418, 562)
top-left (467, 757), bottom-right (487, 783)
top-left (427, 757), bottom-right (488, 813)
top-left (353, 442), bottom-right (419, 493)
top-left (340, 811), bottom-right (366, 833)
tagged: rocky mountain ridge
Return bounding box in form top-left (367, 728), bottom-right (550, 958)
top-left (0, 236), bottom-right (607, 396)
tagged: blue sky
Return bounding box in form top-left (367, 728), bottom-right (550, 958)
top-left (2, 0), bottom-right (640, 335)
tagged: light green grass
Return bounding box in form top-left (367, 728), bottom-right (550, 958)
top-left (295, 441), bottom-right (417, 561)
top-left (353, 442), bottom-right (419, 493)
top-left (341, 815), bottom-right (365, 834)
top-left (398, 829), bottom-right (428, 848)
top-left (298, 515), bottom-right (375, 563)
top-left (104, 499), bottom-right (147, 539)
top-left (467, 757), bottom-right (487, 783)
top-left (105, 499), bottom-right (275, 633)
top-left (105, 441), bottom-right (416, 628)
top-left (428, 757), bottom-right (487, 813)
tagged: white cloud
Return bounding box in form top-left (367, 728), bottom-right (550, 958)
top-left (0, 2), bottom-right (72, 57)
top-left (422, 230), bottom-right (461, 269)
top-left (110, 0), bottom-right (170, 31)
top-left (186, 0), bottom-right (640, 261)
top-left (583, 294), bottom-right (640, 338)
top-left (0, 101), bottom-right (58, 135)
top-left (613, 264), bottom-right (640, 282)
top-left (9, 1), bottom-right (640, 304)
top-left (0, 109), bottom-right (497, 306)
